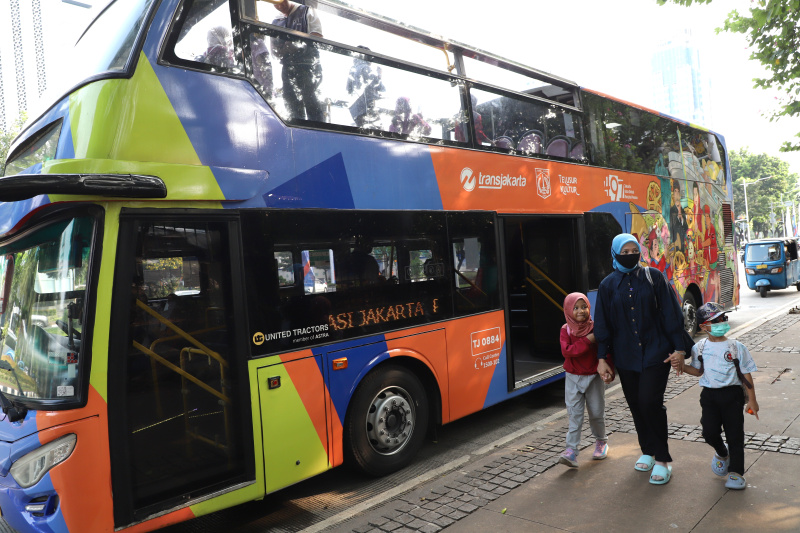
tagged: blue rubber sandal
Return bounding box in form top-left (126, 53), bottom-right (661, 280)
top-left (634, 454), bottom-right (655, 472)
top-left (649, 464), bottom-right (672, 485)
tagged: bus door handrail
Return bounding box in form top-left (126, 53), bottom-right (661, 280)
top-left (524, 259), bottom-right (567, 312)
top-left (132, 341), bottom-right (231, 405)
top-left (137, 299), bottom-right (226, 366)
top-left (525, 277), bottom-right (563, 312)
top-left (180, 347), bottom-right (232, 454)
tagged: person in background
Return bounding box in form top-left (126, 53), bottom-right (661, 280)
top-left (558, 292), bottom-right (612, 468)
top-left (198, 26), bottom-right (235, 69)
top-left (455, 94), bottom-right (491, 145)
top-left (677, 303), bottom-right (759, 490)
top-left (346, 46), bottom-right (385, 127)
top-left (250, 35), bottom-right (274, 96)
top-left (595, 233), bottom-right (686, 485)
top-left (389, 97), bottom-right (431, 136)
top-left (270, 0), bottom-right (325, 121)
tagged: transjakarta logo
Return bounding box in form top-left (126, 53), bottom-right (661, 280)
top-left (460, 167), bottom-right (528, 192)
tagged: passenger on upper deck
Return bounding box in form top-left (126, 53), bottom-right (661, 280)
top-left (389, 97), bottom-right (431, 137)
top-left (454, 95), bottom-right (490, 145)
top-left (346, 46), bottom-right (385, 127)
top-left (197, 26), bottom-right (235, 69)
top-left (270, 0), bottom-right (325, 122)
top-left (250, 35), bottom-right (274, 95)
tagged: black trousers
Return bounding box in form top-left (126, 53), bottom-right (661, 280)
top-left (618, 362), bottom-right (672, 463)
top-left (281, 58), bottom-right (324, 122)
top-left (700, 386), bottom-right (746, 475)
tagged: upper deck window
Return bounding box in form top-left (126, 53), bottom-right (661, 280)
top-left (59, 0), bottom-right (156, 93)
top-left (461, 56), bottom-right (575, 107)
top-left (582, 91), bottom-right (726, 185)
top-left (171, 0), bottom-right (244, 74)
top-left (243, 0), bottom-right (460, 74)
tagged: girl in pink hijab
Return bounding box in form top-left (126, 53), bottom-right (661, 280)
top-left (558, 292), bottom-right (612, 467)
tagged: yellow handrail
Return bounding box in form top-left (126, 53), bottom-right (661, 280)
top-left (524, 259), bottom-right (568, 297)
top-left (525, 277), bottom-right (564, 312)
top-left (133, 341), bottom-right (231, 404)
top-left (136, 299), bottom-right (226, 367)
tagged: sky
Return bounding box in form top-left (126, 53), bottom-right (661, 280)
top-left (9, 0), bottom-right (800, 176)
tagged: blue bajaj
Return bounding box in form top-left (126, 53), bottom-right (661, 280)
top-left (743, 238), bottom-right (800, 297)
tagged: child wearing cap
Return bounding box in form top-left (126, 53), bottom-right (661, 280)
top-left (679, 302), bottom-right (760, 490)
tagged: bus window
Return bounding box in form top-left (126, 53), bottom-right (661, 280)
top-left (245, 29), bottom-right (464, 138)
top-left (462, 56), bottom-right (555, 100)
top-left (242, 210), bottom-right (452, 355)
top-left (172, 0), bottom-right (242, 73)
top-left (470, 87), bottom-right (584, 160)
top-left (447, 212), bottom-right (499, 316)
top-left (243, 0), bottom-right (459, 74)
top-left (275, 250), bottom-right (295, 287)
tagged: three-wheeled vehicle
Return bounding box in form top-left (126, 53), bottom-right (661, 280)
top-left (743, 238), bottom-right (800, 297)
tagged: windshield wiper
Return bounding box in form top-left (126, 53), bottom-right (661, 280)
top-left (0, 361), bottom-right (28, 422)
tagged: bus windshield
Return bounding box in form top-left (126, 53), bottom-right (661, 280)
top-left (0, 216), bottom-right (93, 402)
top-left (54, 0), bottom-right (156, 99)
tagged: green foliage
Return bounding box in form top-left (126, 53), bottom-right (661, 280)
top-left (0, 113), bottom-right (27, 172)
top-left (729, 148), bottom-right (800, 236)
top-left (657, 0), bottom-right (800, 152)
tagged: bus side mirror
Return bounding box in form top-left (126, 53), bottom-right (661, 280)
top-left (0, 256), bottom-right (13, 316)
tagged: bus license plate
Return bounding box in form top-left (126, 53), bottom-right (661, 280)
top-left (756, 264), bottom-right (768, 270)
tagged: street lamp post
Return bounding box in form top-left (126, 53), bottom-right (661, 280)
top-left (742, 175), bottom-right (773, 240)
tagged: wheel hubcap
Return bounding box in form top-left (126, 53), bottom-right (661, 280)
top-left (365, 386), bottom-right (415, 456)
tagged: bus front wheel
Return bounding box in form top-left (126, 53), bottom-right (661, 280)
top-left (759, 286), bottom-right (768, 298)
top-left (345, 364), bottom-right (429, 477)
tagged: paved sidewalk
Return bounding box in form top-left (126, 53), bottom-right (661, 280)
top-left (334, 309), bottom-right (800, 533)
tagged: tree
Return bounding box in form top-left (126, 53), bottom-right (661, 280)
top-left (729, 148), bottom-right (800, 237)
top-left (0, 113), bottom-right (27, 172)
top-left (658, 0), bottom-right (800, 152)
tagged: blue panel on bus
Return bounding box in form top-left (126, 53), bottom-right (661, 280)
top-left (314, 336), bottom-right (390, 426)
top-left (58, 112), bottom-right (75, 161)
top-left (0, 196), bottom-right (50, 236)
top-left (288, 130), bottom-right (444, 210)
top-left (264, 153), bottom-right (355, 208)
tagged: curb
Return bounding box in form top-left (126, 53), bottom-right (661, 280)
top-left (728, 295), bottom-right (800, 338)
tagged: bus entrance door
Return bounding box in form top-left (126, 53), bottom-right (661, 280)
top-left (502, 216), bottom-right (583, 388)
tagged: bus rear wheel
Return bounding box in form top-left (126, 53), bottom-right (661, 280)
top-left (345, 364), bottom-right (429, 477)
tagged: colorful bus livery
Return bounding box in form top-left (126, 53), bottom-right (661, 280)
top-left (0, 0), bottom-right (738, 531)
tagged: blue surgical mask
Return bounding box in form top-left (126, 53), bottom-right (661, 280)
top-left (709, 323), bottom-right (730, 337)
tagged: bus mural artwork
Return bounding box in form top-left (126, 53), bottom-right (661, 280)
top-left (0, 0), bottom-right (738, 531)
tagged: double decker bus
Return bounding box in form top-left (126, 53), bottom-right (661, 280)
top-left (0, 0), bottom-right (738, 531)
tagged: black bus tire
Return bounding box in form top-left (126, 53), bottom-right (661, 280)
top-left (344, 364), bottom-right (429, 477)
top-left (759, 286), bottom-right (768, 297)
top-left (682, 292), bottom-right (698, 334)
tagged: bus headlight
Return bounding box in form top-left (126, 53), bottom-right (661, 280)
top-left (10, 434), bottom-right (77, 488)
top-left (769, 267), bottom-right (783, 274)
top-left (745, 268), bottom-right (755, 274)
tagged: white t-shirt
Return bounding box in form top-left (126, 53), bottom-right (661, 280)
top-left (689, 338), bottom-right (757, 389)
